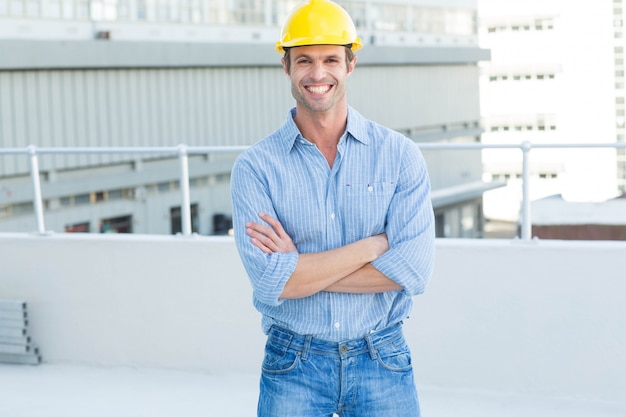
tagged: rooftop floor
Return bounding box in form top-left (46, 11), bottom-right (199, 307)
top-left (3, 363), bottom-right (626, 417)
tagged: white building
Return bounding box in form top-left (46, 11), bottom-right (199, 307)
top-left (478, 0), bottom-right (621, 222)
top-left (0, 0), bottom-right (494, 238)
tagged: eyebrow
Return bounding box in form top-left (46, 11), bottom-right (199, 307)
top-left (293, 53), bottom-right (342, 61)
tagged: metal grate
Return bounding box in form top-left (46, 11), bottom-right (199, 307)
top-left (0, 300), bottom-right (41, 365)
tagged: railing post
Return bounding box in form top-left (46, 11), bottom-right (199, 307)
top-left (178, 144), bottom-right (192, 236)
top-left (27, 145), bottom-right (46, 235)
top-left (520, 141), bottom-right (532, 240)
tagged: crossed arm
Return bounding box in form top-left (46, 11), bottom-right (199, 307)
top-left (246, 212), bottom-right (403, 300)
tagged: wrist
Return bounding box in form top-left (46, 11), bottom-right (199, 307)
top-left (366, 235), bottom-right (388, 261)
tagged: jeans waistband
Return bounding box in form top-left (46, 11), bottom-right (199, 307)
top-left (266, 322), bottom-right (404, 361)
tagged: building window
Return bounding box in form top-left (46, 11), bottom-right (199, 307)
top-left (212, 213), bottom-right (233, 235)
top-left (157, 182), bottom-right (171, 193)
top-left (99, 215), bottom-right (132, 233)
top-left (435, 213), bottom-right (446, 237)
top-left (341, 2), bottom-right (367, 29)
top-left (170, 204), bottom-right (199, 235)
top-left (12, 202), bottom-right (34, 216)
top-left (461, 205), bottom-right (475, 235)
top-left (108, 189), bottom-right (123, 200)
top-left (232, 0), bottom-right (265, 25)
top-left (74, 193), bottom-right (90, 206)
top-left (65, 222), bottom-right (90, 233)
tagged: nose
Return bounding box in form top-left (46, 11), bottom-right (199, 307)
top-left (310, 60), bottom-right (326, 80)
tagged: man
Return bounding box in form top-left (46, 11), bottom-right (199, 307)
top-left (230, 0), bottom-right (435, 415)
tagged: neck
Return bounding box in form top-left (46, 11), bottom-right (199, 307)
top-left (294, 104), bottom-right (348, 148)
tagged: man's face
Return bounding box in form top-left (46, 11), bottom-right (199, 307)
top-left (282, 45), bottom-right (356, 115)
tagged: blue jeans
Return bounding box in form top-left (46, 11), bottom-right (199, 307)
top-left (258, 323), bottom-right (420, 417)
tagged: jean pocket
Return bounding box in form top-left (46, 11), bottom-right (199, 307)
top-left (375, 338), bottom-right (413, 372)
top-left (261, 340), bottom-right (301, 375)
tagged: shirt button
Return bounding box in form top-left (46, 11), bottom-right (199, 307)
top-left (334, 322), bottom-right (340, 329)
top-left (368, 185), bottom-right (373, 192)
top-left (330, 213), bottom-right (335, 220)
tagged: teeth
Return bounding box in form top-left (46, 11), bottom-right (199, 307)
top-left (307, 85), bottom-right (330, 94)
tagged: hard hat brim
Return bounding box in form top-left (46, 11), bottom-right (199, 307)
top-left (275, 38), bottom-right (362, 54)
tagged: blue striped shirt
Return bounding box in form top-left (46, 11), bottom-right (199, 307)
top-left (231, 106), bottom-right (435, 342)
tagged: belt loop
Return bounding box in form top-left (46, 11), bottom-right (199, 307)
top-left (364, 334), bottom-right (378, 360)
top-left (301, 335), bottom-right (312, 361)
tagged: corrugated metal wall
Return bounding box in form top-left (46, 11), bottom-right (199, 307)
top-left (349, 65), bottom-right (480, 129)
top-left (0, 64), bottom-right (479, 176)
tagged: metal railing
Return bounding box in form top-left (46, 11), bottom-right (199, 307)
top-left (0, 144), bottom-right (247, 236)
top-left (1, 141), bottom-right (625, 240)
top-left (418, 140), bottom-right (626, 240)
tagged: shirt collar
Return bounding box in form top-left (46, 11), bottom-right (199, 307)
top-left (279, 106), bottom-right (370, 153)
top-left (345, 106), bottom-right (370, 146)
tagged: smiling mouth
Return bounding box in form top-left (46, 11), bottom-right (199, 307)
top-left (305, 85), bottom-right (331, 94)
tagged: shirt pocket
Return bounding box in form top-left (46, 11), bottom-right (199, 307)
top-left (345, 181), bottom-right (395, 196)
top-left (343, 181), bottom-right (396, 241)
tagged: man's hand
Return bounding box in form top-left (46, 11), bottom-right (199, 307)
top-left (245, 213), bottom-right (397, 298)
top-left (246, 212), bottom-right (298, 255)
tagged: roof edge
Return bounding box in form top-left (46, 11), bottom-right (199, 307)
top-left (0, 40), bottom-right (490, 70)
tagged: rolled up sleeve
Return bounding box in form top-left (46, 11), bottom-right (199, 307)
top-left (371, 142), bottom-right (435, 296)
top-left (231, 155), bottom-right (299, 306)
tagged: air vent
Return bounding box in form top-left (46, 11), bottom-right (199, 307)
top-left (0, 300), bottom-right (41, 365)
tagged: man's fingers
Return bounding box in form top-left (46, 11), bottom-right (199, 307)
top-left (246, 221), bottom-right (276, 239)
top-left (247, 226), bottom-right (275, 245)
top-left (247, 221), bottom-right (286, 253)
top-left (258, 213), bottom-right (275, 228)
top-left (258, 212), bottom-right (287, 234)
top-left (247, 213), bottom-right (297, 254)
top-left (250, 237), bottom-right (274, 254)
top-left (248, 225), bottom-right (280, 254)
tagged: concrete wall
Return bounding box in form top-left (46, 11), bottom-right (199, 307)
top-left (2, 235), bottom-right (623, 403)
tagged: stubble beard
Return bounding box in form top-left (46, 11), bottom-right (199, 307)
top-left (291, 82), bottom-right (345, 114)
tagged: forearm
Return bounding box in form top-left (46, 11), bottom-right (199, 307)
top-left (323, 264), bottom-right (403, 294)
top-left (243, 212), bottom-right (391, 300)
top-left (280, 237), bottom-right (387, 299)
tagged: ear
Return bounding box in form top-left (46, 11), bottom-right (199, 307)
top-left (281, 57), bottom-right (290, 76)
top-left (347, 55), bottom-right (357, 76)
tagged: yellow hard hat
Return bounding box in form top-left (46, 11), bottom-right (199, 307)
top-left (276, 0), bottom-right (362, 54)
